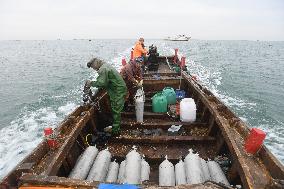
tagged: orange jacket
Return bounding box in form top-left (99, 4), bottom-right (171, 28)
top-left (133, 41), bottom-right (147, 58)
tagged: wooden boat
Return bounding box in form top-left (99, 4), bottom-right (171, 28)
top-left (1, 52), bottom-right (284, 189)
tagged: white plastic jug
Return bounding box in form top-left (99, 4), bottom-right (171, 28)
top-left (180, 98), bottom-right (196, 122)
top-left (135, 88), bottom-right (145, 123)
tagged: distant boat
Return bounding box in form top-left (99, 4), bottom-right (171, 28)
top-left (164, 35), bottom-right (191, 41)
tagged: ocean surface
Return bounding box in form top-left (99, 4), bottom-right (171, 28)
top-left (0, 39), bottom-right (283, 179)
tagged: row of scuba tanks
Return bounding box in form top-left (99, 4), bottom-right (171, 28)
top-left (69, 146), bottom-right (150, 184)
top-left (69, 146), bottom-right (229, 186)
top-left (159, 149), bottom-right (230, 186)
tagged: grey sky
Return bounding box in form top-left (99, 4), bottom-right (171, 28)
top-left (0, 0), bottom-right (283, 40)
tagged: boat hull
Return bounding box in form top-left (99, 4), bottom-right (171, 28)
top-left (1, 55), bottom-right (283, 189)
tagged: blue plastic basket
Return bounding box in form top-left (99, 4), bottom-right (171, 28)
top-left (175, 89), bottom-right (186, 100)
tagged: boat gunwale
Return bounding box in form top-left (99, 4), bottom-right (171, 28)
top-left (181, 71), bottom-right (284, 188)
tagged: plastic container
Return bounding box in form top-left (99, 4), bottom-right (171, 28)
top-left (175, 89), bottom-right (186, 100)
top-left (162, 87), bottom-right (177, 105)
top-left (184, 149), bottom-right (204, 184)
top-left (175, 159), bottom-right (187, 185)
top-left (87, 148), bottom-right (112, 182)
top-left (69, 146), bottom-right (98, 180)
top-left (180, 98), bottom-right (196, 122)
top-left (207, 161), bottom-right (230, 186)
top-left (159, 156), bottom-right (175, 186)
top-left (175, 66), bottom-right (180, 73)
top-left (125, 147), bottom-right (142, 184)
top-left (135, 88), bottom-right (145, 123)
top-left (244, 128), bottom-right (266, 154)
top-left (106, 160), bottom-right (119, 183)
top-left (152, 92), bottom-right (167, 113)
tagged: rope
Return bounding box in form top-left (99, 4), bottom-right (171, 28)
top-left (179, 68), bottom-right (182, 90)
top-left (91, 91), bottom-right (107, 110)
top-left (166, 57), bottom-right (172, 70)
top-left (85, 134), bottom-right (93, 146)
top-left (76, 140), bottom-right (86, 150)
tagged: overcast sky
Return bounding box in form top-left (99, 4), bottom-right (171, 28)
top-left (0, 0), bottom-right (283, 40)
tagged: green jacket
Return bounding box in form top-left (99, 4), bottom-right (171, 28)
top-left (91, 63), bottom-right (127, 102)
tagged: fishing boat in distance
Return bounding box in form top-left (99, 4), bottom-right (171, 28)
top-left (1, 47), bottom-right (283, 189)
top-left (164, 35), bottom-right (191, 41)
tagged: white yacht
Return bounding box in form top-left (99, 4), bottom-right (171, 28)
top-left (164, 35), bottom-right (191, 41)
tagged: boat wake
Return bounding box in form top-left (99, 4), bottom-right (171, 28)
top-left (181, 49), bottom-right (284, 164)
top-left (0, 99), bottom-right (77, 179)
top-left (0, 47), bottom-right (132, 180)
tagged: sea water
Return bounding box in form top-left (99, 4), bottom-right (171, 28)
top-left (0, 39), bottom-right (283, 179)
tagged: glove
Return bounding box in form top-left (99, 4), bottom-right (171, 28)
top-left (104, 126), bottom-right (112, 133)
top-left (134, 80), bottom-right (139, 86)
top-left (85, 80), bottom-right (92, 88)
top-left (112, 126), bottom-right (120, 135)
top-left (137, 80), bottom-right (143, 88)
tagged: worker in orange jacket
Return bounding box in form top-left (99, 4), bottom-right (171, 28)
top-left (133, 38), bottom-right (148, 59)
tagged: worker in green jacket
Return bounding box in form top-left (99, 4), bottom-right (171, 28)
top-left (85, 58), bottom-right (127, 134)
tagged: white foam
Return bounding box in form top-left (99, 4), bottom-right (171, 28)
top-left (0, 103), bottom-right (76, 179)
top-left (58, 102), bottom-right (77, 115)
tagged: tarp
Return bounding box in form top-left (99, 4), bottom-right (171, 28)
top-left (98, 184), bottom-right (139, 189)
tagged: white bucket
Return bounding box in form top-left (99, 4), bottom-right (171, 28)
top-left (135, 88), bottom-right (145, 123)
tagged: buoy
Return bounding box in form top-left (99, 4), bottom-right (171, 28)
top-left (180, 57), bottom-right (186, 68)
top-left (141, 157), bottom-right (150, 183)
top-left (106, 160), bottom-right (119, 183)
top-left (175, 159), bottom-right (186, 185)
top-left (117, 160), bottom-right (126, 183)
top-left (159, 156), bottom-right (175, 186)
top-left (207, 161), bottom-right (230, 186)
top-left (125, 146), bottom-right (142, 184)
top-left (122, 58), bottom-right (127, 66)
top-left (87, 148), bottom-right (112, 182)
top-left (174, 49), bottom-right (178, 64)
top-left (184, 149), bottom-right (204, 184)
top-left (200, 158), bottom-right (211, 181)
